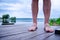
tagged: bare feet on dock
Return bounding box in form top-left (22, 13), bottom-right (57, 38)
top-left (28, 23), bottom-right (54, 32)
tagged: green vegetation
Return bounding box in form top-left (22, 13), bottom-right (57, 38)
top-left (0, 17), bottom-right (1, 18)
top-left (2, 14), bottom-right (9, 24)
top-left (1, 14), bottom-right (16, 25)
top-left (49, 18), bottom-right (60, 26)
top-left (0, 17), bottom-right (2, 21)
top-left (56, 18), bottom-right (60, 25)
top-left (10, 17), bottom-right (16, 23)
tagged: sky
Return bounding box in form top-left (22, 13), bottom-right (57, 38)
top-left (0, 0), bottom-right (60, 18)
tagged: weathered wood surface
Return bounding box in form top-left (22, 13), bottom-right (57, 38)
top-left (0, 22), bottom-right (60, 40)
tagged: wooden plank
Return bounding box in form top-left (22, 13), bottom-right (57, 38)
top-left (0, 26), bottom-right (28, 37)
top-left (45, 34), bottom-right (60, 40)
top-left (0, 22), bottom-right (60, 40)
top-left (0, 25), bottom-right (44, 37)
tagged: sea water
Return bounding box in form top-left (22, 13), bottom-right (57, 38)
top-left (0, 18), bottom-right (44, 25)
top-left (16, 18), bottom-right (44, 22)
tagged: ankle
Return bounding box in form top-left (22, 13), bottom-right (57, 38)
top-left (44, 23), bottom-right (49, 25)
top-left (33, 22), bottom-right (37, 25)
top-left (44, 23), bottom-right (50, 27)
top-left (33, 23), bottom-right (37, 27)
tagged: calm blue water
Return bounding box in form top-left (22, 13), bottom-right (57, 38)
top-left (0, 18), bottom-right (44, 22)
top-left (16, 18), bottom-right (44, 22)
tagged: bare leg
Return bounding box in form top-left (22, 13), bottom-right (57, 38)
top-left (43, 0), bottom-right (54, 32)
top-left (29, 0), bottom-right (38, 31)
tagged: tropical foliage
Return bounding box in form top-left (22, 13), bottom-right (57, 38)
top-left (1, 14), bottom-right (16, 25)
top-left (2, 14), bottom-right (9, 23)
top-left (49, 18), bottom-right (60, 26)
top-left (10, 17), bottom-right (16, 23)
top-left (56, 18), bottom-right (60, 25)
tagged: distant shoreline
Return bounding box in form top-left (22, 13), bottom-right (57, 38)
top-left (0, 18), bottom-right (44, 25)
top-left (0, 22), bottom-right (44, 25)
top-left (0, 18), bottom-right (44, 22)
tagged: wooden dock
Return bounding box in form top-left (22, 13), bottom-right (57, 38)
top-left (0, 22), bottom-right (60, 40)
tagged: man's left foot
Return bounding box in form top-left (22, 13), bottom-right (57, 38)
top-left (28, 24), bottom-right (37, 31)
top-left (44, 23), bottom-right (54, 32)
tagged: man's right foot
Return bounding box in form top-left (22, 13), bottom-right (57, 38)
top-left (44, 23), bottom-right (54, 32)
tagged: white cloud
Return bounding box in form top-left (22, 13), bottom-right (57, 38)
top-left (0, 3), bottom-right (24, 10)
top-left (0, 0), bottom-right (60, 18)
top-left (51, 0), bottom-right (60, 10)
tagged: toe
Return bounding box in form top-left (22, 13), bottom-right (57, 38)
top-left (28, 27), bottom-right (37, 31)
